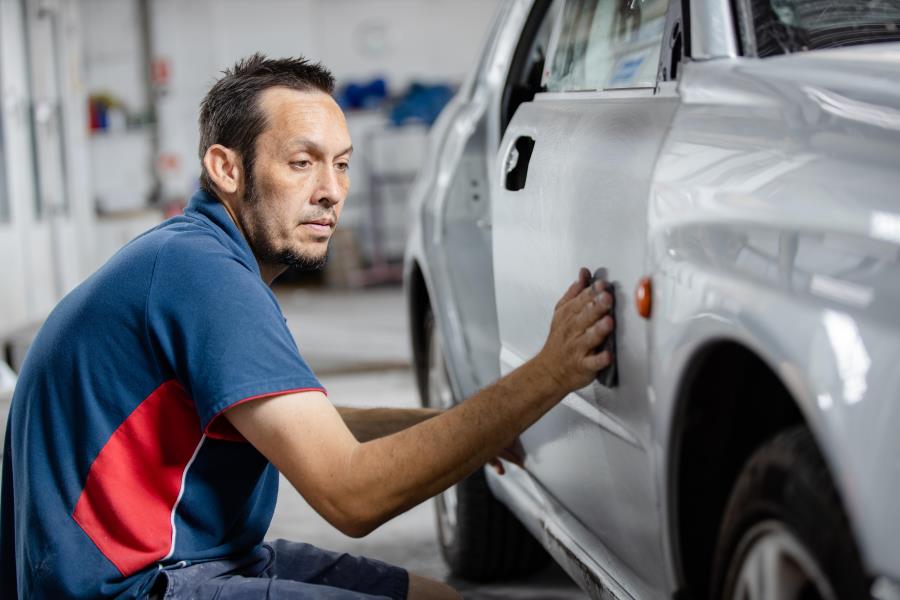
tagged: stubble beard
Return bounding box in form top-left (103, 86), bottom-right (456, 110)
top-left (243, 171), bottom-right (331, 272)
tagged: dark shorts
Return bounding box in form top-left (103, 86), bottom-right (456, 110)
top-left (149, 540), bottom-right (409, 599)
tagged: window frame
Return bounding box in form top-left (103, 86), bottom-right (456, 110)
top-left (499, 0), bottom-right (557, 137)
top-left (733, 0), bottom-right (761, 56)
top-left (459, 1), bottom-right (514, 103)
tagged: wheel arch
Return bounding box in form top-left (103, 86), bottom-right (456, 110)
top-left (666, 339), bottom-right (812, 599)
top-left (406, 259), bottom-right (432, 405)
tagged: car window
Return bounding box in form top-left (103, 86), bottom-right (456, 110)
top-left (544, 0), bottom-right (669, 92)
top-left (738, 0), bottom-right (900, 57)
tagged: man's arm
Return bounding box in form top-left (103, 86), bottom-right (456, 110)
top-left (337, 406), bottom-right (441, 443)
top-left (226, 268), bottom-right (613, 537)
top-left (339, 404), bottom-right (523, 474)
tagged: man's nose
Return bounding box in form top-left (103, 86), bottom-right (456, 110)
top-left (315, 165), bottom-right (344, 207)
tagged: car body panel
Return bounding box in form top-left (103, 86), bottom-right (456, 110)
top-left (486, 464), bottom-right (664, 599)
top-left (651, 49), bottom-right (900, 584)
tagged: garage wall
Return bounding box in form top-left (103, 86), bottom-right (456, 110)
top-left (315, 0), bottom-right (500, 87)
top-left (150, 0), bottom-right (501, 200)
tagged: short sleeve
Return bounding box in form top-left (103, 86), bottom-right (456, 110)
top-left (146, 234), bottom-right (323, 441)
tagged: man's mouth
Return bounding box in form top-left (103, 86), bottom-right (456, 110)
top-left (301, 219), bottom-right (335, 235)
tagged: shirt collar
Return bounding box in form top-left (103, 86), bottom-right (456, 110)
top-left (184, 188), bottom-right (261, 276)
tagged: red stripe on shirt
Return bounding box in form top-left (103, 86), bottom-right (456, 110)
top-left (72, 380), bottom-right (201, 576)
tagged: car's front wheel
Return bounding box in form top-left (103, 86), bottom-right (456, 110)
top-left (423, 308), bottom-right (548, 581)
top-left (711, 426), bottom-right (869, 600)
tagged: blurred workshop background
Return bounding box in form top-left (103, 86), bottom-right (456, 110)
top-left (0, 1), bottom-right (587, 597)
top-left (0, 0), bottom-right (498, 348)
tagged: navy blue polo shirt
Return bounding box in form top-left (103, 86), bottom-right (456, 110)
top-left (0, 190), bottom-right (323, 599)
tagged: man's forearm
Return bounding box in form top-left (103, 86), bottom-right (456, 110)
top-left (337, 407), bottom-right (442, 442)
top-left (343, 356), bottom-right (565, 531)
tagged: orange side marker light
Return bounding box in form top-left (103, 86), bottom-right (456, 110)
top-left (635, 277), bottom-right (652, 319)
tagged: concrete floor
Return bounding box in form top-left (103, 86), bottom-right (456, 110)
top-left (272, 285), bottom-right (588, 599)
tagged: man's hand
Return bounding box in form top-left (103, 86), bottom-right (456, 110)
top-left (488, 438), bottom-right (525, 475)
top-left (534, 267), bottom-right (614, 394)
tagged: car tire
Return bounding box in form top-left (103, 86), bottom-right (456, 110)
top-left (422, 308), bottom-right (549, 581)
top-left (711, 426), bottom-right (869, 600)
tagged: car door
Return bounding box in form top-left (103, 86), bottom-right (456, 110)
top-left (492, 0), bottom-right (680, 592)
top-left (429, 93), bottom-right (501, 395)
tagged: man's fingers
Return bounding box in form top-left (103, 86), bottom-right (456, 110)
top-left (579, 267), bottom-right (591, 286)
top-left (489, 438), bottom-right (526, 476)
top-left (582, 315), bottom-right (614, 347)
top-left (563, 282), bottom-right (602, 320)
top-left (575, 290), bottom-right (612, 325)
top-left (582, 280), bottom-right (610, 306)
top-left (556, 268), bottom-right (591, 308)
top-left (585, 350), bottom-right (612, 372)
top-left (498, 448), bottom-right (524, 467)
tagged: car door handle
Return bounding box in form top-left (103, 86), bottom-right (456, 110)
top-left (504, 136), bottom-right (535, 191)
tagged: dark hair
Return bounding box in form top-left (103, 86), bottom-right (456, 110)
top-left (197, 53), bottom-right (335, 195)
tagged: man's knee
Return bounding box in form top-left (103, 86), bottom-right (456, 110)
top-left (407, 573), bottom-right (462, 600)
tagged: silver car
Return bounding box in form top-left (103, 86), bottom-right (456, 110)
top-left (404, 1), bottom-right (900, 598)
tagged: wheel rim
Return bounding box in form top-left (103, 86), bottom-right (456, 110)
top-left (726, 520), bottom-right (837, 600)
top-left (427, 318), bottom-right (458, 547)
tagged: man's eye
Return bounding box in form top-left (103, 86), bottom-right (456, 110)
top-left (291, 160), bottom-right (312, 168)
top-left (335, 162), bottom-right (350, 172)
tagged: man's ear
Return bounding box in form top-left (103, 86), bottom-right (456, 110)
top-left (203, 144), bottom-right (242, 195)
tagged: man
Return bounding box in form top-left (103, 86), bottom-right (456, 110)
top-left (0, 55), bottom-right (614, 599)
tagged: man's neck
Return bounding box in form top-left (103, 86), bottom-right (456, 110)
top-left (213, 191), bottom-right (286, 286)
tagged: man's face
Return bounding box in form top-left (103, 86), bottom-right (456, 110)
top-left (238, 87), bottom-right (352, 272)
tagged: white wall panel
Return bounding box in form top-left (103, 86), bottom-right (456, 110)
top-left (58, 0), bottom-right (99, 281)
top-left (22, 223), bottom-right (57, 318)
top-left (1, 0), bottom-right (93, 334)
top-left (1, 0), bottom-right (38, 334)
top-left (0, 228), bottom-right (28, 335)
